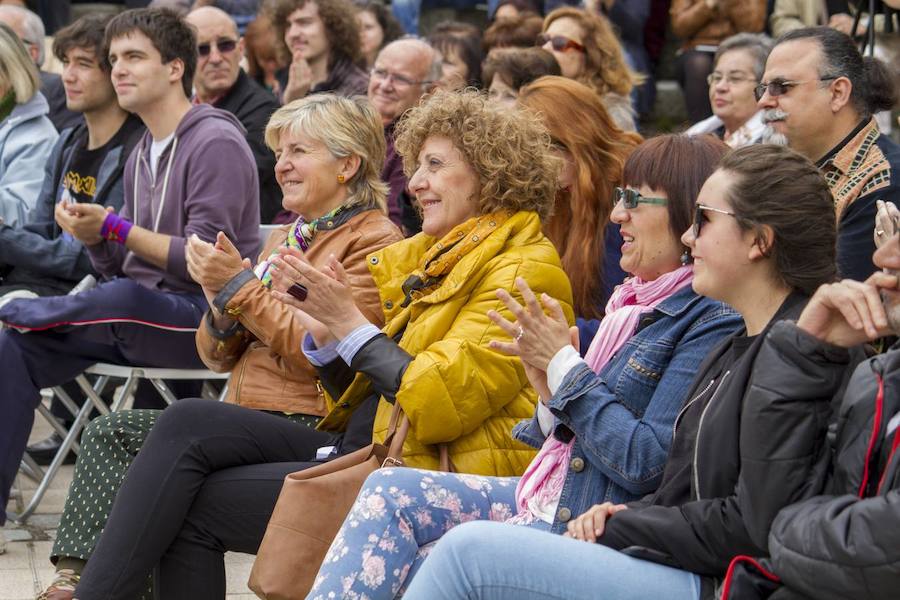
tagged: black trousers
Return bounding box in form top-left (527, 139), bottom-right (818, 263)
top-left (74, 399), bottom-right (335, 600)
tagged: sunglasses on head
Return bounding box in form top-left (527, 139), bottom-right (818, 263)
top-left (536, 33), bottom-right (585, 53)
top-left (753, 76), bottom-right (838, 101)
top-left (197, 38), bottom-right (238, 57)
top-left (615, 187), bottom-right (667, 209)
top-left (692, 204), bottom-right (737, 238)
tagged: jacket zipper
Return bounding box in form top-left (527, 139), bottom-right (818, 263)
top-left (672, 378), bottom-right (716, 441)
top-left (693, 370), bottom-right (731, 501)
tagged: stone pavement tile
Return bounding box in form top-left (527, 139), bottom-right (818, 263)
top-left (0, 539), bottom-right (33, 569)
top-left (0, 569), bottom-right (37, 600)
top-left (225, 552), bottom-right (255, 595)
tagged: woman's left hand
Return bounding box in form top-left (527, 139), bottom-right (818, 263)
top-left (269, 248), bottom-right (370, 339)
top-left (874, 200), bottom-right (900, 249)
top-left (488, 277), bottom-right (572, 372)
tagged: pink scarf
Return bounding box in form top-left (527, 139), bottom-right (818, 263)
top-left (508, 265), bottom-right (694, 524)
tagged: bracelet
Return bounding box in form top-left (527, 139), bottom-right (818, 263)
top-left (100, 213), bottom-right (133, 245)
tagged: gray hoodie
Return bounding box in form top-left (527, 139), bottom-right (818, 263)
top-left (88, 104), bottom-right (260, 294)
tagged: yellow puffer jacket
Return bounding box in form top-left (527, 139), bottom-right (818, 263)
top-left (316, 211), bottom-right (574, 476)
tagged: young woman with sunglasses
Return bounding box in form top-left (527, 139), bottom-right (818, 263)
top-left (400, 143), bottom-right (841, 600)
top-left (539, 7), bottom-right (641, 132)
top-left (305, 134), bottom-right (743, 600)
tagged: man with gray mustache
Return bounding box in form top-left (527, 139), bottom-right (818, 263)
top-left (758, 26), bottom-right (900, 280)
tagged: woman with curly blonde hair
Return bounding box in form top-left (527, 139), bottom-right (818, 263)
top-left (67, 90), bottom-right (574, 598)
top-left (540, 7), bottom-right (641, 131)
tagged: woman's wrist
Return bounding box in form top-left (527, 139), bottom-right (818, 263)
top-left (326, 309), bottom-right (371, 341)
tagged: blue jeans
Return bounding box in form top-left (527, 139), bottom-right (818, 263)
top-left (308, 467), bottom-right (526, 599)
top-left (404, 520), bottom-right (703, 600)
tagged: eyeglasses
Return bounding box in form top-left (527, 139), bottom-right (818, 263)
top-left (197, 39), bottom-right (238, 57)
top-left (615, 187), bottom-right (668, 209)
top-left (692, 203), bottom-right (737, 238)
top-left (370, 67), bottom-right (430, 89)
top-left (706, 72), bottom-right (755, 87)
top-left (536, 33), bottom-right (585, 53)
top-left (753, 76), bottom-right (838, 101)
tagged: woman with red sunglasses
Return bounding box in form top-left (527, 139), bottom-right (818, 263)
top-left (538, 7), bottom-right (640, 132)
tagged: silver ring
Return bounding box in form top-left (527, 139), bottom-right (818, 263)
top-left (877, 229), bottom-right (885, 237)
top-left (514, 327), bottom-right (525, 342)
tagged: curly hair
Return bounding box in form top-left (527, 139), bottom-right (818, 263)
top-left (519, 76), bottom-right (642, 319)
top-left (543, 7), bottom-right (640, 97)
top-left (271, 0), bottom-right (362, 67)
top-left (394, 89), bottom-right (558, 221)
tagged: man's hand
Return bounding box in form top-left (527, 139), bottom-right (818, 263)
top-left (283, 50), bottom-right (313, 103)
top-left (829, 13), bottom-right (862, 36)
top-left (55, 202), bottom-right (112, 245)
top-left (797, 273), bottom-right (898, 347)
top-left (564, 502), bottom-right (628, 542)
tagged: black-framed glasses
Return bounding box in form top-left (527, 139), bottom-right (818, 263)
top-left (753, 76), bottom-right (838, 101)
top-left (536, 33), bottom-right (585, 53)
top-left (197, 38), bottom-right (238, 57)
top-left (615, 187), bottom-right (668, 209)
top-left (692, 203), bottom-right (737, 238)
top-left (370, 67), bottom-right (430, 88)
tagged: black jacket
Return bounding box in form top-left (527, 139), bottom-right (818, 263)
top-left (723, 332), bottom-right (900, 600)
top-left (214, 70), bottom-right (281, 223)
top-left (599, 293), bottom-right (830, 599)
top-left (0, 115), bottom-right (144, 295)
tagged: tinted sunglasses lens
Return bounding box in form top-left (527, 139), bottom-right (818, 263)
top-left (754, 84), bottom-right (765, 101)
top-left (693, 206), bottom-right (704, 237)
top-left (536, 33), bottom-right (549, 47)
top-left (621, 189), bottom-right (639, 209)
top-left (218, 40), bottom-right (237, 53)
top-left (197, 43), bottom-right (211, 56)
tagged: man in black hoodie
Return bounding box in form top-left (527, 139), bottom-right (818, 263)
top-left (185, 5), bottom-right (282, 223)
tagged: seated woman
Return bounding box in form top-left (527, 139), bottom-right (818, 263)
top-left (400, 144), bottom-right (841, 600)
top-left (538, 7), bottom-right (641, 132)
top-left (516, 75), bottom-right (642, 348)
top-left (305, 134), bottom-right (744, 599)
top-left (355, 0), bottom-right (404, 70)
top-left (0, 22), bottom-right (57, 228)
top-left (428, 29), bottom-right (483, 91)
top-left (484, 48), bottom-right (561, 108)
top-left (686, 33), bottom-right (772, 147)
top-left (71, 89), bottom-right (573, 599)
top-left (36, 93), bottom-right (404, 599)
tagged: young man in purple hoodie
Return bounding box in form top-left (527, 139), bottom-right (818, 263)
top-left (0, 8), bottom-right (260, 529)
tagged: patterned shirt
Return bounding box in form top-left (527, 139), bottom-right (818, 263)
top-left (817, 118), bottom-right (900, 280)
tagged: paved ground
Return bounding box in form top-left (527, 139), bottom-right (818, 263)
top-left (2, 407), bottom-right (258, 600)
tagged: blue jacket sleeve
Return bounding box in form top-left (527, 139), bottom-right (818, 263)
top-left (546, 308), bottom-right (742, 495)
top-left (0, 120), bottom-right (58, 228)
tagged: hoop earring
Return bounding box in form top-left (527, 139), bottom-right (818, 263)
top-left (337, 174), bottom-right (345, 184)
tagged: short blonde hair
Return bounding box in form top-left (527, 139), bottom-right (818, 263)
top-left (394, 89), bottom-right (558, 220)
top-left (265, 94), bottom-right (388, 212)
top-left (0, 23), bottom-right (39, 103)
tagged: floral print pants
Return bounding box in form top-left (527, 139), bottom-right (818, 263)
top-left (309, 467), bottom-right (545, 600)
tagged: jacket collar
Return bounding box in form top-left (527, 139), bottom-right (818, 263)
top-left (651, 284), bottom-right (702, 318)
top-left (5, 91), bottom-right (49, 124)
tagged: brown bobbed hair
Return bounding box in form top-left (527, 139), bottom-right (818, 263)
top-left (623, 134), bottom-right (729, 251)
top-left (518, 76), bottom-right (642, 320)
top-left (394, 88), bottom-right (559, 222)
top-left (483, 48), bottom-right (560, 91)
top-left (483, 14), bottom-right (544, 52)
top-left (54, 14), bottom-right (115, 72)
top-left (542, 7), bottom-right (640, 98)
top-left (271, 0), bottom-right (362, 67)
top-left (717, 144), bottom-right (837, 296)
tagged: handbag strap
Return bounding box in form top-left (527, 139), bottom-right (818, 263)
top-left (382, 401), bottom-right (454, 473)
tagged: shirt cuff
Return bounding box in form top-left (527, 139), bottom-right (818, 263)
top-left (302, 333), bottom-right (339, 367)
top-left (336, 323), bottom-right (382, 366)
top-left (547, 345), bottom-right (585, 395)
top-left (536, 402), bottom-right (555, 437)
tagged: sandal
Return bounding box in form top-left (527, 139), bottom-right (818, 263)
top-left (35, 569), bottom-right (80, 600)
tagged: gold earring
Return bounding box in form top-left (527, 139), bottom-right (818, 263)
top-left (337, 174), bottom-right (345, 184)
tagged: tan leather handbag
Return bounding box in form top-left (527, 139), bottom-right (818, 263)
top-left (248, 403), bottom-right (452, 599)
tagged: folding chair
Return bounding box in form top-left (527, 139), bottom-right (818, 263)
top-left (8, 365), bottom-right (229, 524)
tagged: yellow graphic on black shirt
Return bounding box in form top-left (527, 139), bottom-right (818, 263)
top-left (64, 171), bottom-right (97, 198)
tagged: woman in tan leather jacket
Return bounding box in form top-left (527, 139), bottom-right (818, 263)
top-left (37, 94), bottom-right (403, 600)
top-left (670, 0), bottom-right (767, 123)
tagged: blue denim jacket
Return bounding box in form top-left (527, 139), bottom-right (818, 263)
top-left (512, 286), bottom-right (743, 534)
